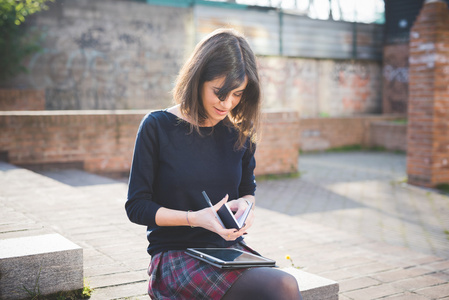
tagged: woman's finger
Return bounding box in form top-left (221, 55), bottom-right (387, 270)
top-left (213, 194), bottom-right (229, 211)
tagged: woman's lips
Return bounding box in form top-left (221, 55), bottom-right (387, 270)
top-left (214, 107), bottom-right (228, 116)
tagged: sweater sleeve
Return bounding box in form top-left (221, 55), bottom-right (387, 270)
top-left (239, 141), bottom-right (257, 197)
top-left (125, 114), bottom-right (162, 228)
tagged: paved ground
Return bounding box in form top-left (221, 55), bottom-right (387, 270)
top-left (1, 151), bottom-right (449, 299)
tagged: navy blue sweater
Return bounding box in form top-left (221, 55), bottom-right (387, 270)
top-left (126, 110), bottom-right (257, 256)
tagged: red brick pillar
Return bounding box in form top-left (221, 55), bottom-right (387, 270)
top-left (407, 0), bottom-right (449, 187)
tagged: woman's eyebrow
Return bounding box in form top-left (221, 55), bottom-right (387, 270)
top-left (212, 86), bottom-right (245, 92)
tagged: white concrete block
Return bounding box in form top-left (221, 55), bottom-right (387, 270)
top-left (0, 234), bottom-right (83, 300)
top-left (282, 267), bottom-right (339, 300)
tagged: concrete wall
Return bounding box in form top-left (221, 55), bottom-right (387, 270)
top-left (4, 0), bottom-right (191, 110)
top-left (1, 0), bottom-right (383, 118)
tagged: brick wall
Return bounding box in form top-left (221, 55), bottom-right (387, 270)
top-left (3, 0), bottom-right (191, 110)
top-left (0, 110), bottom-right (143, 176)
top-left (299, 115), bottom-right (405, 152)
top-left (0, 110), bottom-right (300, 177)
top-left (370, 121), bottom-right (407, 152)
top-left (1, 0), bottom-right (383, 118)
top-left (0, 89), bottom-right (45, 111)
top-left (407, 0), bottom-right (449, 187)
top-left (382, 44), bottom-right (409, 114)
top-left (255, 110), bottom-right (300, 175)
top-left (258, 57), bottom-right (382, 117)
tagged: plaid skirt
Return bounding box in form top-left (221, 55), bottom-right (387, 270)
top-left (147, 243), bottom-right (252, 300)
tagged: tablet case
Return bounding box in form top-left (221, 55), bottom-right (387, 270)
top-left (186, 248), bottom-right (276, 269)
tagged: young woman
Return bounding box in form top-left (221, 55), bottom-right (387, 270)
top-left (126, 28), bottom-right (302, 300)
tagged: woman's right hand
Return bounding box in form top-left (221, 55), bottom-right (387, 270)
top-left (189, 194), bottom-right (242, 241)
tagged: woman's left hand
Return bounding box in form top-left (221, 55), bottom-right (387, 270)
top-left (226, 196), bottom-right (255, 233)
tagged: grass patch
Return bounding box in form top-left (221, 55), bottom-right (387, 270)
top-left (436, 183), bottom-right (449, 194)
top-left (390, 119), bottom-right (407, 125)
top-left (325, 144), bottom-right (364, 152)
top-left (21, 278), bottom-right (93, 300)
top-left (390, 176), bottom-right (408, 186)
top-left (444, 230), bottom-right (449, 241)
top-left (301, 144), bottom-right (405, 154)
top-left (256, 171), bottom-right (301, 181)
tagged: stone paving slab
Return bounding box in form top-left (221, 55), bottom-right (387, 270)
top-left (256, 152), bottom-right (449, 259)
top-left (1, 152), bottom-right (449, 299)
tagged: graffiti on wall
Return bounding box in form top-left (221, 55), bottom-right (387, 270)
top-left (258, 58), bottom-right (318, 115)
top-left (15, 5), bottom-right (188, 110)
top-left (258, 57), bottom-right (381, 117)
top-left (4, 2), bottom-right (384, 115)
top-left (332, 62), bottom-right (374, 113)
top-left (382, 44), bottom-right (409, 114)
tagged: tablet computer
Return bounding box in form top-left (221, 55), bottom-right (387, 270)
top-left (185, 248), bottom-right (276, 269)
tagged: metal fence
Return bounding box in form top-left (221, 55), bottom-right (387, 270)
top-left (147, 0), bottom-right (384, 60)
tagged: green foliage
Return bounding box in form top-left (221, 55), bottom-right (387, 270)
top-left (81, 278), bottom-right (93, 299)
top-left (22, 266), bottom-right (42, 299)
top-left (0, 0), bottom-right (53, 82)
top-left (318, 112), bottom-right (330, 118)
top-left (436, 183), bottom-right (449, 195)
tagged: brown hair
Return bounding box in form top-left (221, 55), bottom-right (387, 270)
top-left (173, 28), bottom-right (261, 149)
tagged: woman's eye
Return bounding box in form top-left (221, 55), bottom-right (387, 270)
top-left (234, 92), bottom-right (243, 97)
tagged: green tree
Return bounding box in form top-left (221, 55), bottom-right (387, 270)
top-left (0, 0), bottom-right (54, 82)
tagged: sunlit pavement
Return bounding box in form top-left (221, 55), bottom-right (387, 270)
top-left (1, 151), bottom-right (448, 299)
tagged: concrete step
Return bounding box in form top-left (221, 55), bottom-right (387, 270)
top-left (0, 234), bottom-right (83, 300)
top-left (283, 267), bottom-right (339, 300)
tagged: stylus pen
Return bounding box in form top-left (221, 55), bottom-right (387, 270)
top-left (202, 191), bottom-right (226, 228)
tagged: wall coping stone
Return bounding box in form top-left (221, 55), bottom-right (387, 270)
top-left (282, 267), bottom-right (339, 300)
top-left (0, 108), bottom-right (297, 116)
top-left (300, 113), bottom-right (406, 121)
top-left (0, 233), bottom-right (81, 258)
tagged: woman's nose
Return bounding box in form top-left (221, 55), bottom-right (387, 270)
top-left (220, 95), bottom-right (234, 109)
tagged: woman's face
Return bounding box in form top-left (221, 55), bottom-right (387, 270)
top-left (201, 76), bottom-right (248, 126)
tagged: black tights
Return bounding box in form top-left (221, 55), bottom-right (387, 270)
top-left (222, 267), bottom-right (303, 300)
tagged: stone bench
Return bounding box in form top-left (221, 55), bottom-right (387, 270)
top-left (282, 267), bottom-right (339, 300)
top-left (0, 234), bottom-right (83, 300)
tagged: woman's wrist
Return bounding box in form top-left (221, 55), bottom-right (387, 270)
top-left (239, 197), bottom-right (254, 209)
top-left (187, 210), bottom-right (199, 228)
top-left (186, 210), bottom-right (194, 228)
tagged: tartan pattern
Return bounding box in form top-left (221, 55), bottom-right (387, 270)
top-left (148, 244), bottom-right (248, 300)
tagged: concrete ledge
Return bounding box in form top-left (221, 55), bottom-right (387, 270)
top-left (282, 267), bottom-right (339, 300)
top-left (0, 234), bottom-right (83, 300)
